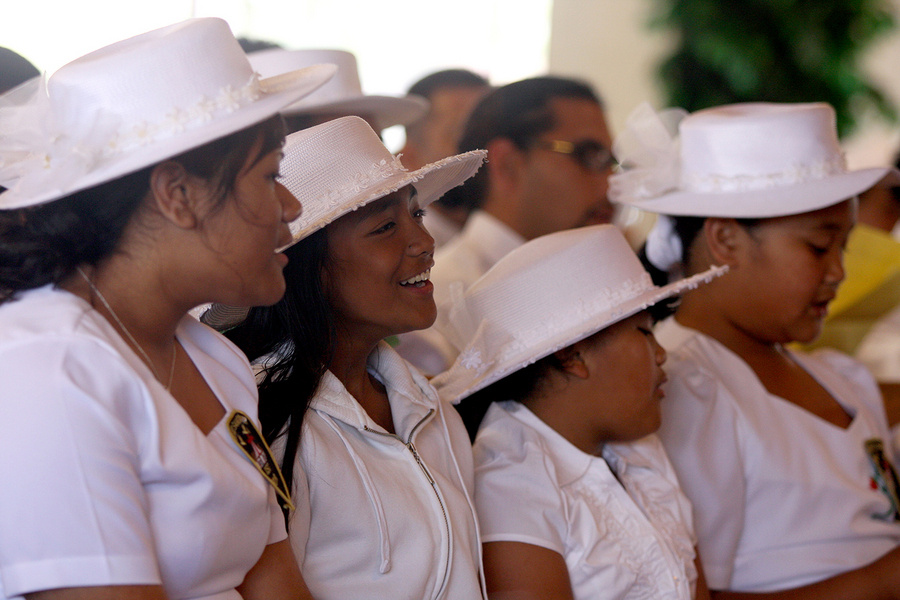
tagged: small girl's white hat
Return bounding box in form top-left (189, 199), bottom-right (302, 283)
top-left (280, 115), bottom-right (486, 245)
top-left (248, 49), bottom-right (428, 132)
top-left (431, 224), bottom-right (726, 404)
top-left (609, 102), bottom-right (900, 218)
top-left (0, 18), bottom-right (336, 209)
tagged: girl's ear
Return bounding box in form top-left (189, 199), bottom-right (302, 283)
top-left (703, 217), bottom-right (745, 266)
top-left (555, 343), bottom-right (590, 380)
top-left (148, 161), bottom-right (208, 229)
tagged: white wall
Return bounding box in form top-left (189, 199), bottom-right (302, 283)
top-left (548, 0), bottom-right (900, 168)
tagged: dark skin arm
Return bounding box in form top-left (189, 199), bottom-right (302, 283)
top-left (709, 546), bottom-right (900, 600)
top-left (483, 541), bottom-right (711, 600)
top-left (880, 383), bottom-right (900, 428)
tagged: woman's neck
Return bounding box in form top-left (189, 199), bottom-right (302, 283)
top-left (329, 334), bottom-right (395, 433)
top-left (674, 290), bottom-right (783, 365)
top-left (63, 259), bottom-right (184, 351)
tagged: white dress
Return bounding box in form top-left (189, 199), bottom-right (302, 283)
top-left (0, 286), bottom-right (285, 600)
top-left (473, 401), bottom-right (699, 600)
top-left (395, 210), bottom-right (525, 376)
top-left (655, 317), bottom-right (900, 593)
top-left (283, 342), bottom-right (485, 600)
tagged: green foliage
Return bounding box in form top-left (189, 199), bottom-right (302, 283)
top-left (650, 0), bottom-right (898, 137)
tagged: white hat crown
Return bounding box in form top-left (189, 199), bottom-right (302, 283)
top-left (279, 116), bottom-right (486, 244)
top-left (432, 225), bottom-right (726, 403)
top-left (248, 48), bottom-right (428, 130)
top-left (0, 18), bottom-right (336, 208)
top-left (610, 102), bottom-right (900, 218)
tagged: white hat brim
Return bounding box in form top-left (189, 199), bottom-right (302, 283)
top-left (283, 94), bottom-right (429, 131)
top-left (621, 166), bottom-right (900, 218)
top-left (433, 264), bottom-right (728, 404)
top-left (0, 64), bottom-right (337, 209)
top-left (286, 149), bottom-right (486, 246)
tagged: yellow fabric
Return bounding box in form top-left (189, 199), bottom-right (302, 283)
top-left (803, 224), bottom-right (900, 354)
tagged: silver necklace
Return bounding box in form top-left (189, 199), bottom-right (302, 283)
top-left (77, 267), bottom-right (177, 391)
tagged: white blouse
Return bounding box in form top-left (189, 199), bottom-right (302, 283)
top-left (656, 317), bottom-right (900, 592)
top-left (473, 401), bottom-right (698, 600)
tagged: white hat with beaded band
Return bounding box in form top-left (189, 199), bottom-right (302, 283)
top-left (609, 102), bottom-right (900, 218)
top-left (0, 17), bottom-right (337, 209)
top-left (431, 224), bottom-right (727, 404)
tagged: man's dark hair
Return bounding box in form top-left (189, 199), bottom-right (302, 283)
top-left (0, 47), bottom-right (39, 94)
top-left (236, 37), bottom-right (283, 54)
top-left (440, 76), bottom-right (602, 211)
top-left (406, 68), bottom-right (489, 99)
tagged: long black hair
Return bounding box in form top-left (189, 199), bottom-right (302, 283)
top-left (225, 227), bottom-right (336, 517)
top-left (0, 114), bottom-right (286, 303)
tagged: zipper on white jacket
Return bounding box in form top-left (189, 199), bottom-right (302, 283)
top-left (365, 408), bottom-right (453, 599)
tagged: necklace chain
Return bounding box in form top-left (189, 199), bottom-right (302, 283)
top-left (77, 267), bottom-right (177, 391)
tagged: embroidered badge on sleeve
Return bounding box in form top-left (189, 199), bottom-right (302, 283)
top-left (228, 410), bottom-right (295, 512)
top-left (865, 438), bottom-right (900, 521)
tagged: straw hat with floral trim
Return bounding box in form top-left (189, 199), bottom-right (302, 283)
top-left (198, 115), bottom-right (486, 330)
top-left (0, 17), bottom-right (336, 209)
top-left (431, 224), bottom-right (726, 404)
top-left (248, 48), bottom-right (428, 132)
top-left (280, 115), bottom-right (485, 243)
top-left (609, 102), bottom-right (900, 219)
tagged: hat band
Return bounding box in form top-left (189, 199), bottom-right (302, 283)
top-left (291, 154), bottom-right (409, 230)
top-left (682, 154), bottom-right (847, 194)
top-left (0, 73), bottom-right (263, 197)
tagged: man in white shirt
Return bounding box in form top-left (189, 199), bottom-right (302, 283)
top-left (396, 76), bottom-right (617, 375)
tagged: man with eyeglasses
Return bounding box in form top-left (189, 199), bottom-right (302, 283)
top-left (395, 76), bottom-right (617, 376)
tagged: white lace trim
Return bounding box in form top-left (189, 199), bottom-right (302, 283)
top-left (683, 155), bottom-right (847, 193)
top-left (321, 155), bottom-right (408, 204)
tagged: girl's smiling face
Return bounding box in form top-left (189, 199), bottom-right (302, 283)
top-left (324, 185), bottom-right (436, 344)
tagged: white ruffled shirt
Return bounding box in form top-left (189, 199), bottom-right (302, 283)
top-left (656, 317), bottom-right (900, 592)
top-left (473, 401), bottom-right (698, 600)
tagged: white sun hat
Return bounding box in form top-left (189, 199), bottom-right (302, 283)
top-left (280, 115), bottom-right (486, 245)
top-left (0, 17), bottom-right (337, 209)
top-left (248, 48), bottom-right (428, 131)
top-left (431, 224), bottom-right (727, 404)
top-left (609, 102), bottom-right (900, 218)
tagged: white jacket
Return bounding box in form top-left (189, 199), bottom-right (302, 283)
top-left (284, 342), bottom-right (485, 600)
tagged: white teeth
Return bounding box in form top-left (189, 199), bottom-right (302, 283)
top-left (400, 269), bottom-right (431, 286)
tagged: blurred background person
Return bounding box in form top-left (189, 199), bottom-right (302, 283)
top-left (400, 68), bottom-right (491, 248)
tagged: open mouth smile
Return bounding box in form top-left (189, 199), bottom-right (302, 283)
top-left (400, 269), bottom-right (431, 287)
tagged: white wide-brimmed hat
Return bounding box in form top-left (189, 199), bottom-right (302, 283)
top-left (431, 224), bottom-right (727, 404)
top-left (280, 115), bottom-right (486, 244)
top-left (248, 48), bottom-right (428, 131)
top-left (0, 18), bottom-right (336, 209)
top-left (609, 102), bottom-right (900, 218)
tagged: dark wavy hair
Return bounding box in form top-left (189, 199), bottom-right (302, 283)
top-left (225, 228), bottom-right (336, 521)
top-left (0, 115), bottom-right (286, 303)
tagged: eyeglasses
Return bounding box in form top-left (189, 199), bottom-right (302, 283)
top-left (535, 139), bottom-right (617, 174)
